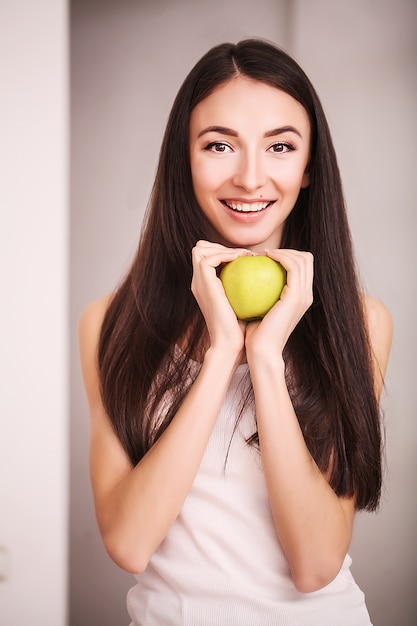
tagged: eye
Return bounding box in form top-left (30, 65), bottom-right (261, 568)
top-left (204, 141), bottom-right (233, 153)
top-left (268, 142), bottom-right (295, 154)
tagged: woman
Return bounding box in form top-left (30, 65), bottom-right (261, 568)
top-left (79, 39), bottom-right (393, 625)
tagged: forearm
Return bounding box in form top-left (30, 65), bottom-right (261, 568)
top-left (248, 352), bottom-right (354, 592)
top-left (95, 347), bottom-right (240, 573)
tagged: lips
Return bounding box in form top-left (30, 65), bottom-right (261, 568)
top-left (222, 200), bottom-right (274, 213)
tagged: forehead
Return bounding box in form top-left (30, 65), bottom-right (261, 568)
top-left (190, 77), bottom-right (310, 135)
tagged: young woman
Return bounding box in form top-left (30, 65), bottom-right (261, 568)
top-left (79, 39), bottom-right (393, 625)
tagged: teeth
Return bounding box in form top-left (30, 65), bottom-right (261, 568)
top-left (226, 201), bottom-right (270, 212)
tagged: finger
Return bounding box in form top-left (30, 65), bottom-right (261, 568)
top-left (192, 246), bottom-right (253, 268)
top-left (265, 249), bottom-right (314, 306)
top-left (266, 249), bottom-right (313, 282)
top-left (266, 248), bottom-right (313, 266)
top-left (194, 240), bottom-right (225, 250)
top-left (194, 240), bottom-right (247, 253)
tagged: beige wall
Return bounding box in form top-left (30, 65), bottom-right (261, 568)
top-left (294, 0), bottom-right (417, 626)
top-left (70, 1), bottom-right (293, 624)
top-left (0, 1), bottom-right (68, 625)
top-left (70, 1), bottom-right (417, 625)
top-left (292, 4), bottom-right (417, 624)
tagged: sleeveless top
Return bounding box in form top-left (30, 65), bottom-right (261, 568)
top-left (127, 359), bottom-right (373, 626)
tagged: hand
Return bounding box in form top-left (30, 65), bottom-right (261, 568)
top-left (191, 240), bottom-right (251, 360)
top-left (245, 249), bottom-right (314, 359)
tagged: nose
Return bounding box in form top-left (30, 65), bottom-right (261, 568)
top-left (232, 150), bottom-right (267, 191)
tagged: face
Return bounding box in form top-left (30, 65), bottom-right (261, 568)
top-left (189, 77), bottom-right (311, 252)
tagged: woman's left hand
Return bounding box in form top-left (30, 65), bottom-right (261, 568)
top-left (245, 249), bottom-right (314, 359)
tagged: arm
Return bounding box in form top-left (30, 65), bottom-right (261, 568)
top-left (78, 244), bottom-right (249, 573)
top-left (244, 250), bottom-right (393, 593)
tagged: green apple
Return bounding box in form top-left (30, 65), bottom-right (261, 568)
top-left (220, 255), bottom-right (287, 321)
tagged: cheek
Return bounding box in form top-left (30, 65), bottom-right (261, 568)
top-left (276, 161), bottom-right (309, 194)
top-left (191, 160), bottom-right (226, 197)
top-left (192, 168), bottom-right (209, 193)
top-left (191, 174), bottom-right (208, 208)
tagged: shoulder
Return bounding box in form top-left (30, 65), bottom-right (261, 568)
top-left (78, 293), bottom-right (114, 349)
top-left (78, 293), bottom-right (114, 404)
top-left (361, 294), bottom-right (393, 397)
top-left (362, 294), bottom-right (393, 346)
top-left (79, 293), bottom-right (114, 330)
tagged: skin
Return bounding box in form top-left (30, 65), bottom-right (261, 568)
top-left (189, 77), bottom-right (311, 253)
top-left (79, 77), bottom-right (393, 593)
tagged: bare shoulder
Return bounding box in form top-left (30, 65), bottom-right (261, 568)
top-left (362, 294), bottom-right (393, 346)
top-left (362, 294), bottom-right (393, 396)
top-left (79, 293), bottom-right (114, 341)
top-left (78, 293), bottom-right (114, 405)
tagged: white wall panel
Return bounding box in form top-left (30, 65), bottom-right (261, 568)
top-left (0, 1), bottom-right (69, 625)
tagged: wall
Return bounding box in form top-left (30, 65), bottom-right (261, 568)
top-left (0, 1), bottom-right (69, 625)
top-left (70, 1), bottom-right (417, 625)
top-left (292, 2), bottom-right (417, 624)
top-left (70, 1), bottom-right (292, 624)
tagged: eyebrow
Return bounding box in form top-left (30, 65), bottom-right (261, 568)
top-left (264, 126), bottom-right (303, 139)
top-left (197, 125), bottom-right (303, 139)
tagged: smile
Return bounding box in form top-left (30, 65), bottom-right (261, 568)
top-left (222, 200), bottom-right (273, 213)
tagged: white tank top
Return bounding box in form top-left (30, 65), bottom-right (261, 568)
top-left (127, 361), bottom-right (373, 625)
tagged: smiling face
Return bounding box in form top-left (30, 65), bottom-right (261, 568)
top-left (189, 77), bottom-right (311, 252)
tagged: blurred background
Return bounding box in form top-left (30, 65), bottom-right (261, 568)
top-left (1, 0), bottom-right (416, 624)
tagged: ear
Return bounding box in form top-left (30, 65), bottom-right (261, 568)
top-left (301, 169), bottom-right (310, 189)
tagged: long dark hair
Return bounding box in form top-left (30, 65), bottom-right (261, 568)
top-left (98, 39), bottom-right (382, 511)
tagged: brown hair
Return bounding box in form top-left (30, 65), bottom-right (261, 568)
top-left (98, 39), bottom-right (382, 511)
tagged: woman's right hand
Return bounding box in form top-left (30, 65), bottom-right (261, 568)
top-left (191, 240), bottom-right (250, 362)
